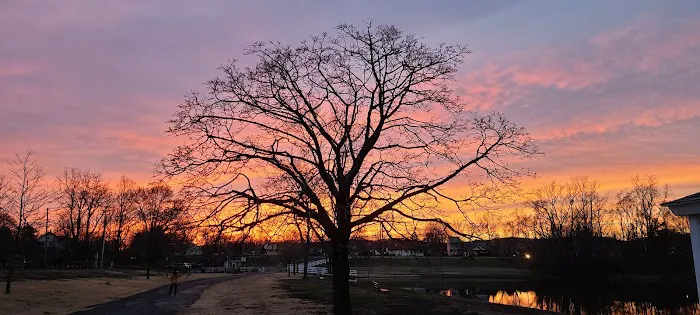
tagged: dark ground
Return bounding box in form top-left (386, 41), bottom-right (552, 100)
top-left (72, 275), bottom-right (238, 315)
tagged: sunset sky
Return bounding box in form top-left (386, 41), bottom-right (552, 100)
top-left (1, 1), bottom-right (699, 207)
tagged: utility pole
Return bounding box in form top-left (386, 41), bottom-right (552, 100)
top-left (44, 208), bottom-right (48, 267)
top-left (100, 213), bottom-right (108, 269)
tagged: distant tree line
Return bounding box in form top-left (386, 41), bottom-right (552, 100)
top-left (1, 148), bottom-right (692, 285)
top-left (484, 175), bottom-right (691, 278)
top-left (0, 149), bottom-right (196, 293)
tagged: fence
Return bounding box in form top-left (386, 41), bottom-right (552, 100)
top-left (0, 261), bottom-right (99, 270)
top-left (287, 263), bottom-right (329, 276)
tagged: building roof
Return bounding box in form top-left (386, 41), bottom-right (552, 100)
top-left (38, 232), bottom-right (57, 238)
top-left (382, 239), bottom-right (425, 250)
top-left (662, 192), bottom-right (700, 207)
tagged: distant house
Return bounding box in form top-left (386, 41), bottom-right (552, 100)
top-left (447, 236), bottom-right (465, 256)
top-left (486, 237), bottom-right (533, 257)
top-left (224, 257), bottom-right (245, 271)
top-left (468, 245), bottom-right (489, 256)
top-left (348, 239), bottom-right (372, 257)
top-left (184, 245), bottom-right (202, 256)
top-left (309, 241), bottom-right (330, 256)
top-left (384, 239), bottom-right (425, 257)
top-left (262, 243), bottom-right (280, 256)
top-left (37, 232), bottom-right (66, 250)
top-left (172, 244), bottom-right (203, 259)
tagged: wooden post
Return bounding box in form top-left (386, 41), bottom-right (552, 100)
top-left (688, 215), bottom-right (700, 300)
top-left (100, 214), bottom-right (107, 269)
top-left (662, 192), bottom-right (700, 302)
top-left (44, 208), bottom-right (48, 267)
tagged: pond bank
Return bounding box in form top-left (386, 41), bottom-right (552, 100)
top-left (280, 277), bottom-right (556, 314)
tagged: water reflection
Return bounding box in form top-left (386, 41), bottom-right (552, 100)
top-left (488, 289), bottom-right (700, 315)
top-left (404, 281), bottom-right (700, 315)
top-left (490, 290), bottom-right (540, 309)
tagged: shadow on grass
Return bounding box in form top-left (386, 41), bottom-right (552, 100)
top-left (2, 268), bottom-right (141, 281)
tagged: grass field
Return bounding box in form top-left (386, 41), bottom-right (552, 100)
top-left (0, 271), bottom-right (229, 314)
top-left (337, 257), bottom-right (537, 282)
top-left (347, 256), bottom-right (526, 268)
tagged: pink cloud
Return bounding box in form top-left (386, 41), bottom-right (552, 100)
top-left (531, 99), bottom-right (700, 141)
top-left (0, 62), bottom-right (40, 77)
top-left (457, 16), bottom-right (700, 140)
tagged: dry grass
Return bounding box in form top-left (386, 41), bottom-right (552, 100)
top-left (0, 272), bottom-right (230, 315)
top-left (184, 273), bottom-right (330, 315)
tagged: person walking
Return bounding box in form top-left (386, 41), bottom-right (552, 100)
top-left (168, 270), bottom-right (181, 297)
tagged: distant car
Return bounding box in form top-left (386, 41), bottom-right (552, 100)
top-left (192, 263), bottom-right (205, 273)
top-left (164, 262), bottom-right (192, 271)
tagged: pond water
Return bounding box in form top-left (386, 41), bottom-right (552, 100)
top-left (403, 280), bottom-right (700, 315)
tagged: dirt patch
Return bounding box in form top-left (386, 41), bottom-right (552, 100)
top-left (184, 273), bottom-right (330, 315)
top-left (0, 272), bottom-right (230, 315)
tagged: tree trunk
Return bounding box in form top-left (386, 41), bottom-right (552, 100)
top-left (146, 253), bottom-right (151, 279)
top-left (100, 215), bottom-right (107, 269)
top-left (303, 212), bottom-right (311, 280)
top-left (331, 239), bottom-right (351, 315)
top-left (302, 246), bottom-right (309, 280)
top-left (4, 267), bottom-right (13, 294)
top-left (145, 232), bottom-right (151, 279)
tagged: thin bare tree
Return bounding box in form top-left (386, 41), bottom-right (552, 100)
top-left (6, 149), bottom-right (53, 242)
top-left (614, 175), bottom-right (670, 240)
top-left (56, 168), bottom-right (110, 257)
top-left (3, 148), bottom-right (53, 294)
top-left (0, 175), bottom-right (10, 220)
top-left (292, 203), bottom-right (316, 280)
top-left (112, 176), bottom-right (137, 253)
top-left (99, 192), bottom-right (114, 269)
top-left (474, 212), bottom-right (503, 240)
top-left (528, 177), bottom-right (607, 239)
top-left (502, 210), bottom-right (535, 239)
top-left (161, 24), bottom-right (538, 313)
top-left (422, 223), bottom-right (448, 257)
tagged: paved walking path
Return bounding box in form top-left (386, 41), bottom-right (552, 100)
top-left (73, 275), bottom-right (239, 315)
top-left (183, 273), bottom-right (329, 314)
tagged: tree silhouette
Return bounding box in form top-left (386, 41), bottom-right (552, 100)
top-left (161, 23), bottom-right (538, 314)
top-left (134, 183), bottom-right (188, 279)
top-left (3, 149), bottom-right (53, 294)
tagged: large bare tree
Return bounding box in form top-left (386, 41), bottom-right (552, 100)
top-left (161, 24), bottom-right (537, 313)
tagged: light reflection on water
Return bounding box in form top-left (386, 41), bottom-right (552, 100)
top-left (403, 286), bottom-right (700, 315)
top-left (489, 290), bottom-right (540, 309)
top-left (487, 289), bottom-right (700, 315)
